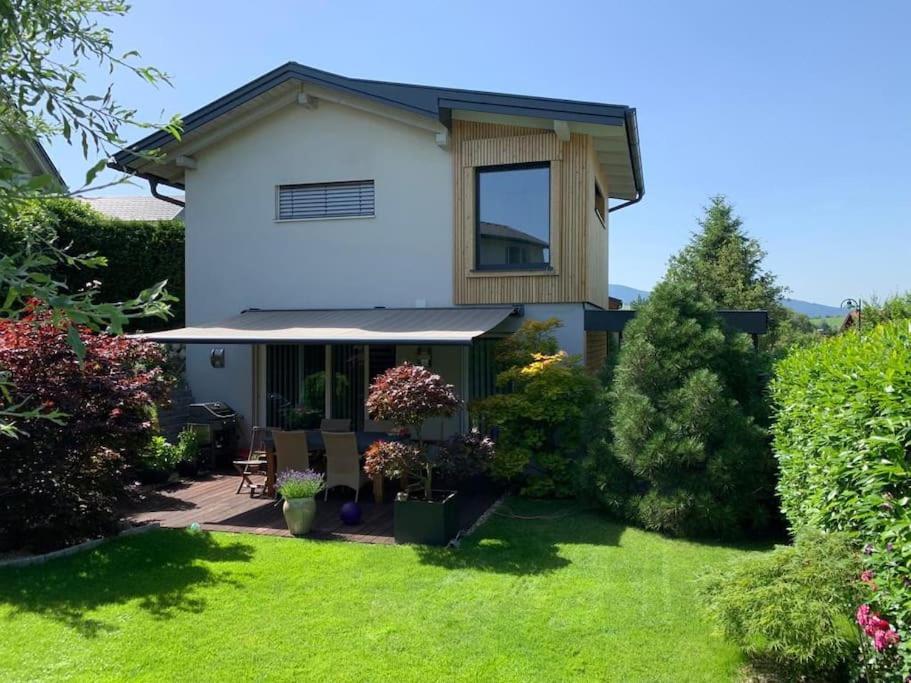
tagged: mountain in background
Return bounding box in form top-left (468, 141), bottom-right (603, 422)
top-left (609, 284), bottom-right (843, 318)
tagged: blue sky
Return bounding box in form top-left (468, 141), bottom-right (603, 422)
top-left (48, 0), bottom-right (910, 305)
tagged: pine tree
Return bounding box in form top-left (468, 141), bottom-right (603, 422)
top-left (608, 280), bottom-right (773, 537)
top-left (666, 196), bottom-right (801, 351)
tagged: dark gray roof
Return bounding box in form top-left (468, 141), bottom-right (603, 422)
top-left (111, 62), bottom-right (643, 201)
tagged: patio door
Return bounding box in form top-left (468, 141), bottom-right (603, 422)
top-left (264, 344), bottom-right (326, 429)
top-left (329, 344), bottom-right (365, 431)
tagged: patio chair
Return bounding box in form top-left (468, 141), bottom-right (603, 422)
top-left (232, 426), bottom-right (272, 496)
top-left (320, 418), bottom-right (351, 432)
top-left (322, 431), bottom-right (368, 502)
top-left (272, 429), bottom-right (311, 476)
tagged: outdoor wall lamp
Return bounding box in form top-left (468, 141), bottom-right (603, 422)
top-left (210, 348), bottom-right (226, 368)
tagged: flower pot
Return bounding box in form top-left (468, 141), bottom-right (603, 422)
top-left (282, 497), bottom-right (317, 536)
top-left (394, 491), bottom-right (458, 546)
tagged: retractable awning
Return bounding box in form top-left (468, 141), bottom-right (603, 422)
top-left (136, 307), bottom-right (518, 345)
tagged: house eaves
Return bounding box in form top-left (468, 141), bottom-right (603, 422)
top-left (111, 62), bottom-right (644, 201)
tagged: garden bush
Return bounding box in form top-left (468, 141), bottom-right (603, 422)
top-left (772, 320), bottom-right (911, 678)
top-left (0, 199), bottom-right (184, 330)
top-left (701, 530), bottom-right (861, 679)
top-left (0, 308), bottom-right (172, 551)
top-left (472, 320), bottom-right (597, 498)
top-left (597, 280), bottom-right (774, 537)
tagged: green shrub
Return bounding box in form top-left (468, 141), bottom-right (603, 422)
top-left (602, 280), bottom-right (774, 537)
top-left (472, 320), bottom-right (598, 498)
top-left (139, 436), bottom-right (181, 473)
top-left (701, 530), bottom-right (861, 679)
top-left (772, 320), bottom-right (911, 677)
top-left (1, 199), bottom-right (184, 330)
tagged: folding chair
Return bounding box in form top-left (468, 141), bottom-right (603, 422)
top-left (232, 426), bottom-right (272, 496)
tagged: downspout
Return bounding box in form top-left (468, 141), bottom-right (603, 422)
top-left (148, 178), bottom-right (186, 207)
top-left (608, 109), bottom-right (645, 213)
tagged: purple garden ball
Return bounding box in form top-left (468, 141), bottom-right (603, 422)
top-left (339, 501), bottom-right (362, 525)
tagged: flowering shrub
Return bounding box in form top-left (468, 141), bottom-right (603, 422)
top-left (276, 469), bottom-right (325, 499)
top-left (437, 430), bottom-right (495, 478)
top-left (700, 530), bottom-right (861, 679)
top-left (772, 320), bottom-right (911, 678)
top-left (0, 310), bottom-right (171, 551)
top-left (365, 363), bottom-right (460, 499)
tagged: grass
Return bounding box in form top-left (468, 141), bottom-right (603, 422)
top-left (0, 499), bottom-right (765, 682)
top-left (809, 315), bottom-right (845, 329)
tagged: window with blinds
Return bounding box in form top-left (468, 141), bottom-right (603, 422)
top-left (277, 180), bottom-right (375, 220)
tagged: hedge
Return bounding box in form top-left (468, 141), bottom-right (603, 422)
top-left (771, 321), bottom-right (911, 677)
top-left (1, 198), bottom-right (184, 330)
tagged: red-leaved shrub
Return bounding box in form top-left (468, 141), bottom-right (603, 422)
top-left (0, 310), bottom-right (171, 551)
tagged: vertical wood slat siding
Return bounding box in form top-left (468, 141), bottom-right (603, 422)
top-left (452, 120), bottom-right (596, 306)
top-left (585, 331), bottom-right (608, 375)
top-left (586, 140), bottom-right (610, 309)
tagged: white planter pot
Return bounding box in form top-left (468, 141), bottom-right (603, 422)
top-left (282, 497), bottom-right (317, 536)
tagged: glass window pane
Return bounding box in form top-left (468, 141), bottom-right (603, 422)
top-left (477, 164), bottom-right (550, 268)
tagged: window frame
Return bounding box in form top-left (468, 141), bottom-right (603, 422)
top-left (594, 181), bottom-right (606, 228)
top-left (275, 179), bottom-right (376, 222)
top-left (474, 161), bottom-right (552, 272)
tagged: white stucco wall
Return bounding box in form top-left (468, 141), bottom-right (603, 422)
top-left (182, 100), bottom-right (454, 432)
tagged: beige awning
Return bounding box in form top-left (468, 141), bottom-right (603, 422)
top-left (136, 307), bottom-right (517, 345)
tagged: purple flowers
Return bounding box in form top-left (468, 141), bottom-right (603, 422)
top-left (275, 469), bottom-right (325, 499)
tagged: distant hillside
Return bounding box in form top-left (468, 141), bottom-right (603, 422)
top-left (609, 284), bottom-right (842, 317)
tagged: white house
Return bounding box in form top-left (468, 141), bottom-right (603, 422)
top-left (113, 63), bottom-right (644, 441)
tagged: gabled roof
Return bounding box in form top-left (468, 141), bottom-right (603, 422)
top-left (112, 62), bottom-right (644, 202)
top-left (1, 133), bottom-right (66, 189)
top-left (479, 222), bottom-right (549, 248)
top-left (80, 196), bottom-right (184, 221)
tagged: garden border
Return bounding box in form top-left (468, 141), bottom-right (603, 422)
top-left (0, 523), bottom-right (160, 569)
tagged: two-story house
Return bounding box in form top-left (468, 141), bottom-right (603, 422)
top-left (113, 63), bottom-right (644, 440)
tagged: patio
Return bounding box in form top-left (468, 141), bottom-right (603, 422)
top-left (128, 473), bottom-right (499, 544)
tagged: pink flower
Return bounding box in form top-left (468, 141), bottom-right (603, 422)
top-left (856, 604), bottom-right (901, 651)
top-left (860, 570), bottom-right (878, 591)
top-left (856, 604), bottom-right (872, 626)
top-left (873, 627), bottom-right (900, 651)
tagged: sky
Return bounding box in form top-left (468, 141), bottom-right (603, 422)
top-left (46, 0), bottom-right (911, 306)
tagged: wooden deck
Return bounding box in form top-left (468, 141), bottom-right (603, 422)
top-left (128, 473), bottom-right (497, 544)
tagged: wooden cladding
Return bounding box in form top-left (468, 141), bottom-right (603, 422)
top-left (585, 331), bottom-right (608, 375)
top-left (452, 120), bottom-right (608, 308)
top-left (461, 134), bottom-right (562, 168)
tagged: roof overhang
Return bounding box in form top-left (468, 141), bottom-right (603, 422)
top-left (584, 309), bottom-right (770, 335)
top-left (110, 62), bottom-right (643, 202)
top-left (135, 307), bottom-right (519, 345)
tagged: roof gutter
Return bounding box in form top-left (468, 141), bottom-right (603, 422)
top-left (608, 109), bottom-right (645, 213)
top-left (148, 178), bottom-right (185, 207)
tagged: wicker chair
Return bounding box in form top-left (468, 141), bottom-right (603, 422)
top-left (321, 431), bottom-right (368, 501)
top-left (272, 430), bottom-right (311, 476)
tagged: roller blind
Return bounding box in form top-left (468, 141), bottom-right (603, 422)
top-left (277, 180), bottom-right (375, 220)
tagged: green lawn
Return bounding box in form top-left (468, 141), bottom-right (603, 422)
top-left (0, 499), bottom-right (764, 682)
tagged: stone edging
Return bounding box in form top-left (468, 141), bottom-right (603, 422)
top-left (0, 523), bottom-right (161, 569)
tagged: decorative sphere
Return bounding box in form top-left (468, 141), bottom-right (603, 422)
top-left (339, 501), bottom-right (362, 525)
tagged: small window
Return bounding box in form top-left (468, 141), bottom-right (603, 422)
top-left (476, 163), bottom-right (550, 270)
top-left (277, 180), bottom-right (375, 220)
top-left (595, 183), bottom-right (606, 226)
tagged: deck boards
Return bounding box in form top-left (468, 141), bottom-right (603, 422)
top-left (128, 473), bottom-right (496, 545)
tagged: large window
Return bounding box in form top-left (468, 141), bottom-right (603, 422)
top-left (277, 180), bottom-right (375, 221)
top-left (476, 163), bottom-right (550, 270)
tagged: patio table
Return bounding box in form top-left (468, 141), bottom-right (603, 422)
top-left (262, 431), bottom-right (403, 499)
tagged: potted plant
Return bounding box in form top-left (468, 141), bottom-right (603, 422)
top-left (135, 435), bottom-right (180, 485)
top-left (365, 363), bottom-right (491, 545)
top-left (276, 469), bottom-right (325, 536)
top-left (174, 428), bottom-right (202, 478)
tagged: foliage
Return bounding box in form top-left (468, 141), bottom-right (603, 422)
top-left (0, 308), bottom-right (171, 551)
top-left (603, 279), bottom-right (773, 537)
top-left (771, 320), bottom-right (911, 677)
top-left (365, 363), bottom-right (460, 499)
top-left (276, 469), bottom-right (325, 499)
top-left (473, 321), bottom-right (598, 498)
top-left (0, 503), bottom-right (763, 681)
top-left (861, 292), bottom-right (911, 329)
top-left (138, 435), bottom-right (180, 474)
top-left (364, 440), bottom-right (423, 483)
top-left (175, 427), bottom-right (200, 465)
top-left (437, 429), bottom-right (496, 479)
top-left (666, 195), bottom-right (789, 350)
top-left (0, 0), bottom-right (179, 434)
top-left (701, 530), bottom-right (862, 679)
top-left (0, 199), bottom-right (185, 328)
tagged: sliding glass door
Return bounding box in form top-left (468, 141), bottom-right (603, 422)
top-left (265, 344), bottom-right (326, 429)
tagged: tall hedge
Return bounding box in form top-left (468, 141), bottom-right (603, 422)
top-left (772, 321), bottom-right (911, 676)
top-left (0, 199), bottom-right (184, 330)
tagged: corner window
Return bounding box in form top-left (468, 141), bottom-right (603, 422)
top-left (277, 180), bottom-right (375, 220)
top-left (595, 183), bottom-right (606, 227)
top-left (476, 163), bottom-right (550, 270)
